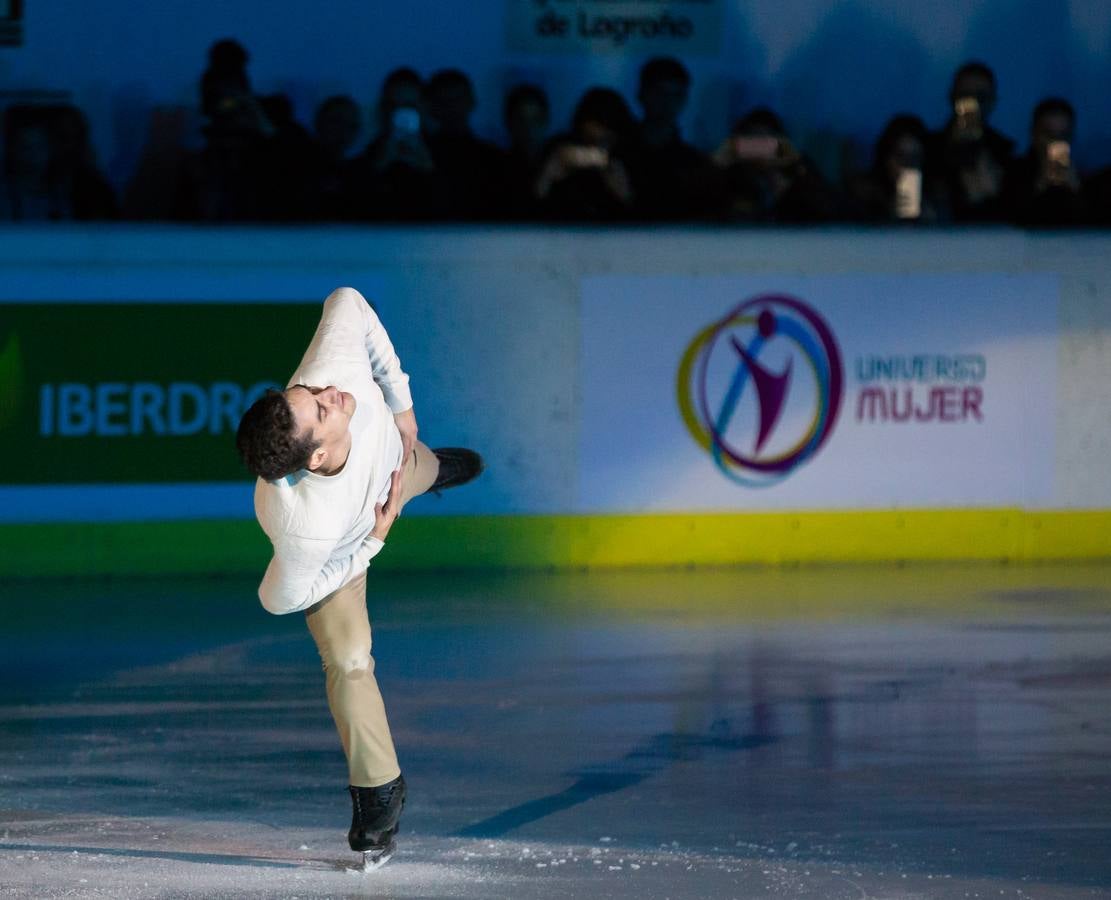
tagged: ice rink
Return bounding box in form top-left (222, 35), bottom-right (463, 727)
top-left (1, 564), bottom-right (1109, 899)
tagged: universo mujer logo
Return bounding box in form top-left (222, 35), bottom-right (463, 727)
top-left (676, 294), bottom-right (844, 487)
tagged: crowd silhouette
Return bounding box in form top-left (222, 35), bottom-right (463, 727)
top-left (1, 39), bottom-right (1106, 227)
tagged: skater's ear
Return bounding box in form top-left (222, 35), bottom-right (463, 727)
top-left (306, 444), bottom-right (329, 472)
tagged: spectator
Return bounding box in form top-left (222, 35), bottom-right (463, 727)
top-left (200, 39), bottom-right (251, 120)
top-left (306, 95), bottom-right (361, 220)
top-left (49, 105), bottom-right (118, 219)
top-left (420, 68), bottom-right (504, 219)
top-left (122, 105), bottom-right (191, 220)
top-left (355, 67), bottom-right (503, 220)
top-left (257, 92), bottom-right (315, 219)
top-left (929, 62), bottom-right (1014, 221)
top-left (625, 57), bottom-right (716, 220)
top-left (534, 87), bottom-right (637, 221)
top-left (375, 67), bottom-right (424, 133)
top-left (1084, 152), bottom-right (1111, 225)
top-left (315, 95), bottom-right (361, 159)
top-left (176, 39), bottom-right (275, 221)
top-left (352, 67), bottom-right (441, 220)
top-left (1, 104), bottom-right (116, 221)
top-left (501, 83), bottom-right (550, 218)
top-left (847, 114), bottom-right (949, 223)
top-left (1, 110), bottom-right (56, 220)
top-left (1002, 97), bottom-right (1086, 227)
top-left (712, 107), bottom-right (838, 223)
top-left (504, 84), bottom-right (550, 168)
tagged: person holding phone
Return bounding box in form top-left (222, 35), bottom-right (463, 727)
top-left (351, 68), bottom-right (441, 220)
top-left (176, 38), bottom-right (276, 221)
top-left (933, 63), bottom-right (1014, 158)
top-left (846, 114), bottom-right (949, 224)
top-left (533, 87), bottom-right (637, 220)
top-left (1001, 97), bottom-right (1086, 227)
top-left (624, 57), bottom-right (716, 221)
top-left (711, 107), bottom-right (837, 223)
top-left (305, 95), bottom-right (362, 220)
top-left (500, 84), bottom-right (551, 218)
top-left (367, 67), bottom-right (433, 173)
top-left (419, 68), bottom-right (505, 220)
top-left (929, 62), bottom-right (1015, 222)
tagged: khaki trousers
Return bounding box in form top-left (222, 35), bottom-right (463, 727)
top-left (304, 441), bottom-right (439, 787)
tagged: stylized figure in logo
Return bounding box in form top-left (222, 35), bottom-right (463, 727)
top-left (677, 295), bottom-right (843, 487)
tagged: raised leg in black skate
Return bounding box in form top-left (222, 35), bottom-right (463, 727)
top-left (348, 774), bottom-right (406, 870)
top-left (430, 447), bottom-right (484, 495)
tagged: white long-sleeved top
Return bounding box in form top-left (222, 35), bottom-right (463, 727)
top-left (254, 287), bottom-right (412, 615)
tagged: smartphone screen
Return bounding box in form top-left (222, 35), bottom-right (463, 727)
top-left (733, 135), bottom-right (779, 161)
top-left (1046, 140), bottom-right (1070, 166)
top-left (895, 168), bottom-right (923, 219)
top-left (567, 145), bottom-right (608, 169)
top-left (953, 96), bottom-right (983, 141)
top-left (1045, 140), bottom-right (1071, 186)
top-left (391, 107), bottom-right (421, 136)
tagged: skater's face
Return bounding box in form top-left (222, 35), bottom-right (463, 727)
top-left (285, 384), bottom-right (356, 472)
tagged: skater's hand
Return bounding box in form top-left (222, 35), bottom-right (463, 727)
top-left (394, 408), bottom-right (418, 466)
top-left (371, 467), bottom-right (405, 542)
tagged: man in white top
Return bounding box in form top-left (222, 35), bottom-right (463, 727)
top-left (235, 286), bottom-right (482, 866)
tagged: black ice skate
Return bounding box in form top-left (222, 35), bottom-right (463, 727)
top-left (430, 447), bottom-right (484, 494)
top-left (348, 774), bottom-right (406, 869)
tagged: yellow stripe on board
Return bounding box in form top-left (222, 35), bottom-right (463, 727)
top-left (383, 508), bottom-right (1111, 569)
top-left (2, 509), bottom-right (1110, 578)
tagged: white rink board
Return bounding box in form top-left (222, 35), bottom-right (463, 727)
top-left (580, 274), bottom-right (1058, 512)
top-left (2, 226), bottom-right (1109, 521)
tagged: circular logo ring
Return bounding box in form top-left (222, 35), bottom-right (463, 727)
top-left (676, 294), bottom-right (843, 486)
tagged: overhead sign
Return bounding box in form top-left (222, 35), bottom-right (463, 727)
top-left (505, 0), bottom-right (724, 56)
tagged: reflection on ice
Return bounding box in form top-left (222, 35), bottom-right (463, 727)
top-left (0, 564), bottom-right (1109, 898)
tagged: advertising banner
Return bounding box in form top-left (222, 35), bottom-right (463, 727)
top-left (579, 274), bottom-right (1059, 511)
top-left (0, 302), bottom-right (320, 485)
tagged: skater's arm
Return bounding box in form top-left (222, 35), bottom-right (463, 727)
top-left (394, 407), bottom-right (418, 463)
top-left (258, 536), bottom-right (374, 615)
top-left (324, 287), bottom-right (413, 412)
top-left (356, 293), bottom-right (413, 415)
top-left (340, 466), bottom-right (404, 577)
top-left (256, 466), bottom-right (404, 614)
top-left (290, 287), bottom-right (413, 414)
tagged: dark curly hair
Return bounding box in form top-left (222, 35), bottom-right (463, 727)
top-left (235, 389), bottom-right (320, 481)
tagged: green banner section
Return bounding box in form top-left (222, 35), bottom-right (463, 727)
top-left (0, 303), bottom-right (320, 483)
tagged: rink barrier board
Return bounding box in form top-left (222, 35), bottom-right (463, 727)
top-left (1, 228), bottom-right (1110, 522)
top-left (2, 509), bottom-right (1110, 578)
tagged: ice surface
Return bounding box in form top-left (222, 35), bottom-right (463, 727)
top-left (1, 565), bottom-right (1110, 898)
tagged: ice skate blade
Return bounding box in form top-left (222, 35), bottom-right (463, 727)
top-left (360, 839), bottom-right (396, 872)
